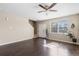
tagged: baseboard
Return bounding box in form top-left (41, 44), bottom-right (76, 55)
top-left (0, 37), bottom-right (35, 46)
top-left (37, 37), bottom-right (79, 45)
top-left (37, 37), bottom-right (47, 39)
top-left (49, 38), bottom-right (79, 45)
top-left (1, 37), bottom-right (79, 46)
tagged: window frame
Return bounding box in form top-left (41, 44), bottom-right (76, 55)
top-left (51, 20), bottom-right (69, 34)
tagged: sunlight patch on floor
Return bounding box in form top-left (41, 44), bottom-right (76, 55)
top-left (43, 41), bottom-right (70, 56)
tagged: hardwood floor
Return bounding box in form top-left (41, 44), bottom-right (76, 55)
top-left (0, 38), bottom-right (79, 56)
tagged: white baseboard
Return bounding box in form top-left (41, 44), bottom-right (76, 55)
top-left (0, 37), bottom-right (79, 46)
top-left (48, 38), bottom-right (79, 45)
top-left (0, 37), bottom-right (33, 46)
top-left (38, 37), bottom-right (79, 45)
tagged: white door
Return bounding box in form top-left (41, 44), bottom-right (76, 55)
top-left (38, 24), bottom-right (47, 38)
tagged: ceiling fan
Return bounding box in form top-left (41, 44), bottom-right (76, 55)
top-left (38, 3), bottom-right (57, 13)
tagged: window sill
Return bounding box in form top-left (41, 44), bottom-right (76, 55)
top-left (51, 32), bottom-right (68, 35)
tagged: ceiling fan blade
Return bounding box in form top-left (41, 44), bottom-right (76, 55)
top-left (49, 10), bottom-right (57, 12)
top-left (38, 10), bottom-right (46, 13)
top-left (48, 3), bottom-right (56, 9)
top-left (39, 4), bottom-right (47, 10)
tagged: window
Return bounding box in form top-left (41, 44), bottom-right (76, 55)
top-left (51, 20), bottom-right (68, 33)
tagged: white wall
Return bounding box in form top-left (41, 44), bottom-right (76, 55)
top-left (0, 11), bottom-right (34, 45)
top-left (37, 14), bottom-right (79, 45)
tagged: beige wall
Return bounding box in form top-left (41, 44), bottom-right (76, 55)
top-left (37, 14), bottom-right (79, 45)
top-left (0, 11), bottom-right (34, 45)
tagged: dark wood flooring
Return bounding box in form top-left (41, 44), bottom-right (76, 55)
top-left (0, 38), bottom-right (79, 56)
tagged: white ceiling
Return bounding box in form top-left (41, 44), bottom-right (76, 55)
top-left (0, 3), bottom-right (79, 21)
